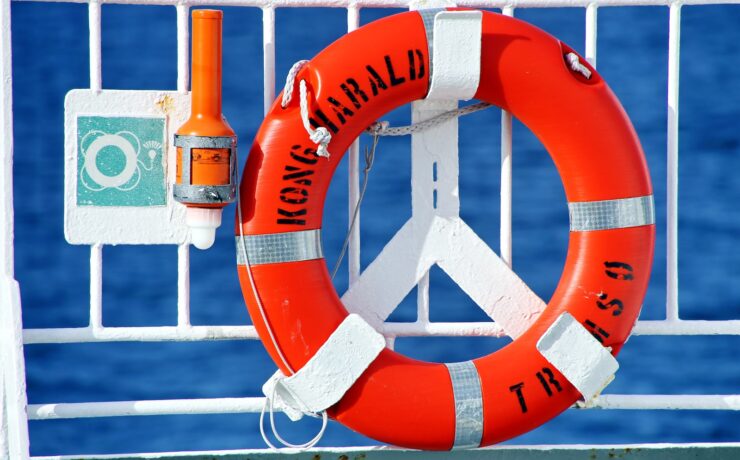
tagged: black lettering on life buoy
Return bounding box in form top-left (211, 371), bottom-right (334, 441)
top-left (365, 64), bottom-right (389, 96)
top-left (384, 55), bottom-right (406, 86)
top-left (536, 367), bottom-right (563, 397)
top-left (596, 292), bottom-right (624, 316)
top-left (276, 145), bottom-right (318, 225)
top-left (279, 187), bottom-right (309, 205)
top-left (340, 78), bottom-right (369, 109)
top-left (289, 145), bottom-right (319, 165)
top-left (282, 166), bottom-right (314, 186)
top-left (327, 96), bottom-right (355, 125)
top-left (308, 109), bottom-right (339, 134)
top-left (509, 383), bottom-right (527, 413)
top-left (277, 208), bottom-right (307, 225)
top-left (604, 261), bottom-right (634, 281)
top-left (408, 49), bottom-right (425, 80)
top-left (584, 319), bottom-right (610, 343)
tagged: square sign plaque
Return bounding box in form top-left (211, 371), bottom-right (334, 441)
top-left (64, 90), bottom-right (190, 244)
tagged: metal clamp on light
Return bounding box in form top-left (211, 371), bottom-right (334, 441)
top-left (173, 134), bottom-right (237, 205)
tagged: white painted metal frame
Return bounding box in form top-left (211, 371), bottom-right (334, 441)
top-left (1, 0), bottom-right (739, 458)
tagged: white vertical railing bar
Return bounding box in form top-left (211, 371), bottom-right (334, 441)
top-left (89, 244), bottom-right (103, 329)
top-left (500, 111), bottom-right (513, 267)
top-left (347, 6), bottom-right (362, 285)
top-left (176, 4), bottom-right (192, 329)
top-left (88, 0), bottom-right (102, 92)
top-left (347, 141), bottom-right (361, 284)
top-left (500, 6), bottom-right (514, 268)
top-left (262, 7), bottom-right (275, 115)
top-left (1, 0), bottom-right (14, 277)
top-left (177, 244), bottom-right (191, 327)
top-left (88, 0), bottom-right (104, 334)
top-left (0, 0), bottom-right (20, 454)
top-left (176, 3), bottom-right (190, 94)
top-left (666, 2), bottom-right (681, 321)
top-left (585, 3), bottom-right (597, 66)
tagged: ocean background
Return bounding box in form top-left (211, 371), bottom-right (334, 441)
top-left (9, 3), bottom-right (740, 456)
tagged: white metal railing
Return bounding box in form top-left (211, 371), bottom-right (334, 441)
top-left (2, 0), bottom-right (740, 458)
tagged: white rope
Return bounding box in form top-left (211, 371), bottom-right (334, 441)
top-left (366, 101), bottom-right (492, 137)
top-left (565, 52), bottom-right (592, 79)
top-left (260, 384), bottom-right (328, 450)
top-left (281, 60), bottom-right (332, 159)
top-left (280, 60), bottom-right (309, 108)
top-left (299, 80), bottom-right (332, 158)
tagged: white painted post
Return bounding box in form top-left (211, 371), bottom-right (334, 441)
top-left (0, 280), bottom-right (31, 460)
top-left (1, 0), bottom-right (30, 456)
top-left (410, 99), bottom-right (459, 323)
top-left (1, 373), bottom-right (8, 459)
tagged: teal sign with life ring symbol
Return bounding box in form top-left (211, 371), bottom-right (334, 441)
top-left (76, 116), bottom-right (166, 207)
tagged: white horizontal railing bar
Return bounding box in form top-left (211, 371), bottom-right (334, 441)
top-left (588, 394), bottom-right (740, 410)
top-left (632, 320), bottom-right (740, 335)
top-left (22, 326), bottom-right (259, 344)
top-left (27, 394), bottom-right (740, 420)
top-left (10, 0), bottom-right (740, 8)
top-left (21, 319), bottom-right (740, 344)
top-left (28, 397), bottom-right (266, 420)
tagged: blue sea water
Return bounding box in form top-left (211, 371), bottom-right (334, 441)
top-left (8, 3), bottom-right (740, 457)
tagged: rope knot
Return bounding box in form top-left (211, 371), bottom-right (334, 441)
top-left (366, 121), bottom-right (389, 136)
top-left (309, 127), bottom-right (332, 158)
top-left (565, 52), bottom-right (592, 79)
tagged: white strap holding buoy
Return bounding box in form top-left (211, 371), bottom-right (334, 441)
top-left (262, 313), bottom-right (386, 422)
top-left (536, 312), bottom-right (619, 402)
top-left (425, 10), bottom-right (483, 101)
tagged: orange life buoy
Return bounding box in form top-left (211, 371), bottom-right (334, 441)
top-left (236, 9), bottom-right (655, 450)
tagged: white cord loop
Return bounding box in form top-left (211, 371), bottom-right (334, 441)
top-left (260, 383), bottom-right (328, 450)
top-left (367, 101), bottom-right (492, 137)
top-left (565, 52), bottom-right (592, 79)
top-left (281, 60), bottom-right (332, 159)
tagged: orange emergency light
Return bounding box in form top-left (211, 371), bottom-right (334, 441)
top-left (174, 9), bottom-right (236, 250)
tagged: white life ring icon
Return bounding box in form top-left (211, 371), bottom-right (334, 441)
top-left (79, 130), bottom-right (160, 192)
top-left (84, 134), bottom-right (138, 188)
